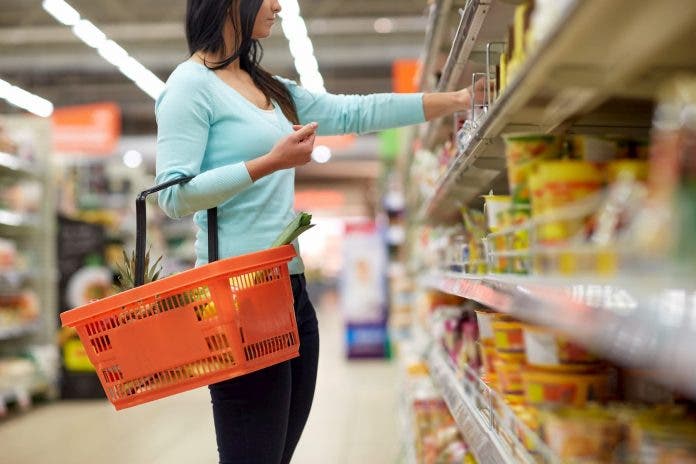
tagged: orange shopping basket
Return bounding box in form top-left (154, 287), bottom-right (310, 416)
top-left (60, 177), bottom-right (300, 410)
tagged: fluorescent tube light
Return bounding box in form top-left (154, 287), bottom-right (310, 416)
top-left (42, 1), bottom-right (165, 100)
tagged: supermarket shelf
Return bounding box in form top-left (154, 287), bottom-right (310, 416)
top-left (419, 0), bottom-right (696, 222)
top-left (0, 270), bottom-right (32, 293)
top-left (0, 321), bottom-right (41, 341)
top-left (0, 151), bottom-right (38, 177)
top-left (424, 271), bottom-right (696, 398)
top-left (0, 209), bottom-right (40, 229)
top-left (426, 343), bottom-right (524, 464)
top-left (423, 0), bottom-right (501, 150)
top-left (418, 0), bottom-right (455, 92)
top-left (436, 0), bottom-right (491, 93)
top-left (0, 379), bottom-right (50, 416)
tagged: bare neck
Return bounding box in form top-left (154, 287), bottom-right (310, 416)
top-left (192, 51), bottom-right (242, 72)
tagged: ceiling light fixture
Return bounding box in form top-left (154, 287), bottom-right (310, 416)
top-left (311, 145), bottom-right (332, 164)
top-left (0, 78), bottom-right (54, 117)
top-left (123, 149), bottom-right (143, 168)
top-left (373, 18), bottom-right (394, 34)
top-left (42, 0), bottom-right (165, 100)
top-left (278, 0), bottom-right (326, 93)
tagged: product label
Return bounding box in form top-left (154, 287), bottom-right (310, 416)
top-left (524, 331), bottom-right (559, 365)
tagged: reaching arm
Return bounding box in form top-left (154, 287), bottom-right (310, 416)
top-left (277, 77), bottom-right (426, 136)
top-left (277, 77), bottom-right (490, 136)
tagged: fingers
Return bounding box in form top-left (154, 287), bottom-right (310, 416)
top-left (293, 122), bottom-right (318, 140)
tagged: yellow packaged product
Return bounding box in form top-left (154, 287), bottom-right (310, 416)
top-left (522, 367), bottom-right (610, 407)
top-left (607, 159), bottom-right (649, 183)
top-left (492, 319), bottom-right (525, 353)
top-left (541, 406), bottom-right (623, 462)
top-left (503, 133), bottom-right (563, 204)
top-left (494, 352), bottom-right (526, 394)
top-left (513, 3), bottom-right (529, 60)
top-left (482, 194), bottom-right (511, 233)
top-left (481, 371), bottom-right (499, 391)
top-left (499, 52), bottom-right (507, 93)
top-left (631, 418), bottom-right (696, 463)
top-left (480, 342), bottom-right (498, 375)
top-left (532, 160), bottom-right (604, 243)
top-left (514, 405), bottom-right (541, 453)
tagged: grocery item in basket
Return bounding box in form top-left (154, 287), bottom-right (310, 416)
top-left (522, 367), bottom-right (610, 407)
top-left (541, 406), bottom-right (624, 462)
top-left (271, 212), bottom-right (315, 246)
top-left (522, 325), bottom-right (598, 368)
top-left (503, 133), bottom-right (563, 204)
top-left (494, 352), bottom-right (526, 394)
top-left (492, 319), bottom-right (525, 353)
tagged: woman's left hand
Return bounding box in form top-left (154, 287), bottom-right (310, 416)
top-left (456, 77), bottom-right (493, 111)
top-left (423, 77), bottom-right (495, 121)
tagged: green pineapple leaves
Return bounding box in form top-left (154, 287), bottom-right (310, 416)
top-left (271, 212), bottom-right (315, 247)
top-left (115, 245), bottom-right (164, 292)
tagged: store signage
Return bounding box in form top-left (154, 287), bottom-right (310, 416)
top-left (392, 59), bottom-right (420, 93)
top-left (52, 102), bottom-right (121, 155)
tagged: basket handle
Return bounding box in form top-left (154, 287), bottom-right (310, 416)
top-left (135, 176), bottom-right (219, 287)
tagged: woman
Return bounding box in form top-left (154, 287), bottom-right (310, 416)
top-left (155, 1), bottom-right (486, 462)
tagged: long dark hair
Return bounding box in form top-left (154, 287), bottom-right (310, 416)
top-left (186, 0), bottom-right (300, 124)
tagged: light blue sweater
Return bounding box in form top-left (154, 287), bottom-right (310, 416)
top-left (155, 60), bottom-right (425, 274)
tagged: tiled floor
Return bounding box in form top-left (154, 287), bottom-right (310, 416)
top-left (0, 304), bottom-right (401, 464)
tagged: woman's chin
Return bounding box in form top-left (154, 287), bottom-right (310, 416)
top-left (252, 29), bottom-right (273, 40)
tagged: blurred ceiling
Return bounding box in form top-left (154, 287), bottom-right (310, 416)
top-left (0, 0), bottom-right (429, 134)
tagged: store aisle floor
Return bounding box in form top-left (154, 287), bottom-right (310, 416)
top-left (0, 302), bottom-right (401, 464)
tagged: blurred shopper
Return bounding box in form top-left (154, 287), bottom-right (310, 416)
top-left (155, 1), bottom-right (486, 462)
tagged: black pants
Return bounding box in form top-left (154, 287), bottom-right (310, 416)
top-left (209, 274), bottom-right (320, 464)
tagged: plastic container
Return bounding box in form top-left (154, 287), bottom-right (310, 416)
top-left (494, 352), bottom-right (526, 394)
top-left (492, 319), bottom-right (525, 353)
top-left (60, 177), bottom-right (300, 410)
top-left (480, 341), bottom-right (498, 374)
top-left (567, 135), bottom-right (618, 163)
top-left (541, 406), bottom-right (623, 462)
top-left (503, 133), bottom-right (563, 204)
top-left (522, 368), bottom-right (610, 407)
top-left (482, 194), bottom-right (512, 233)
top-left (475, 309), bottom-right (501, 343)
top-left (522, 325), bottom-right (598, 368)
top-left (532, 160), bottom-right (604, 243)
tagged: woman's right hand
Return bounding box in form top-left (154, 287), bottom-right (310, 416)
top-left (246, 122), bottom-right (318, 182)
top-left (269, 122), bottom-right (318, 170)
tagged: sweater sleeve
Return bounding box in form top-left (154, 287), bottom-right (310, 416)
top-left (155, 71), bottom-right (253, 219)
top-left (276, 77), bottom-right (426, 136)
